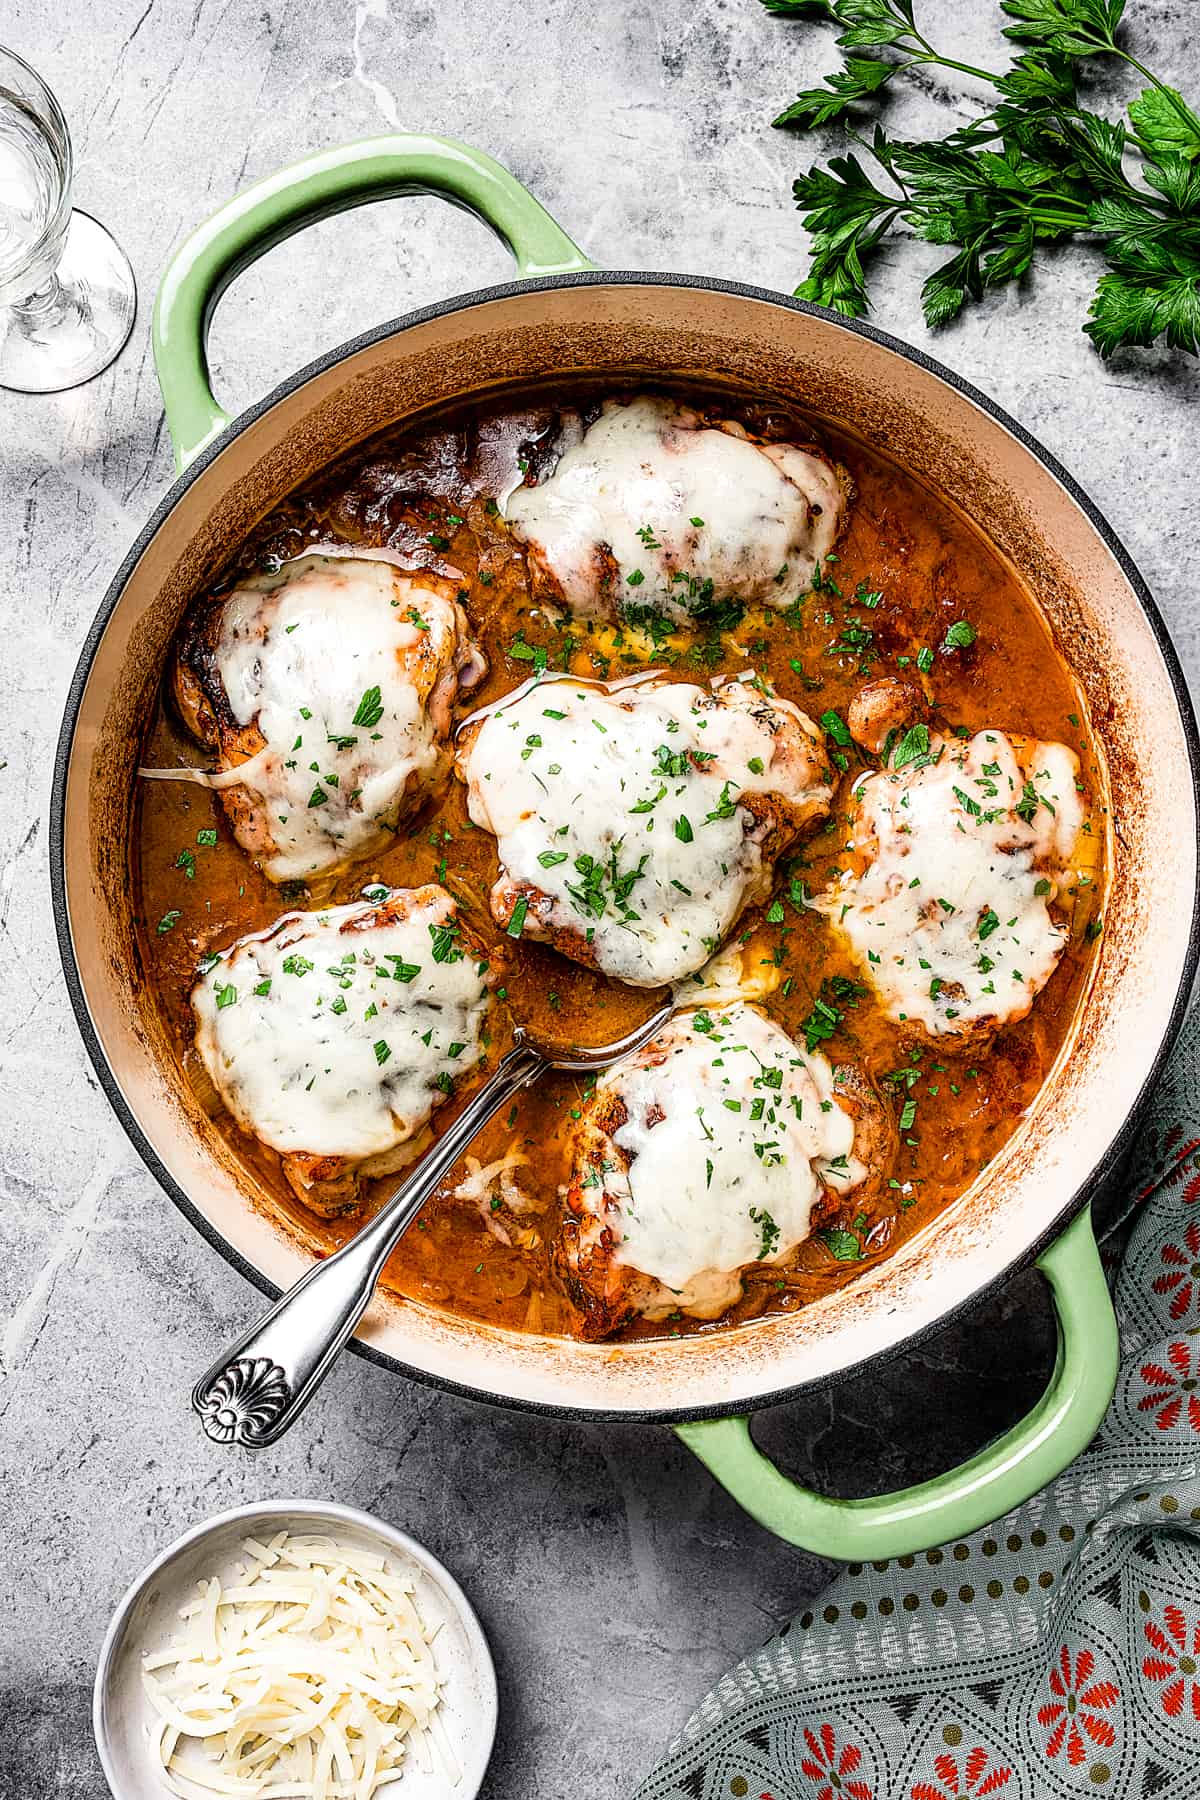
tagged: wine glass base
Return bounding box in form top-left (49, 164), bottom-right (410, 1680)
top-left (0, 210), bottom-right (137, 393)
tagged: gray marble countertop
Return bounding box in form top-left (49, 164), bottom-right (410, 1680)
top-left (3, 1), bottom-right (1198, 1794)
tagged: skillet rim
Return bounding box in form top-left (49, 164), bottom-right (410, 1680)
top-left (49, 268), bottom-right (1200, 1427)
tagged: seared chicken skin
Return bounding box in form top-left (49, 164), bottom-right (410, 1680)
top-left (503, 395), bottom-right (849, 626)
top-left (191, 885), bottom-right (494, 1215)
top-left (555, 1001), bottom-right (890, 1339)
top-left (169, 551), bottom-right (486, 885)
top-left (815, 727), bottom-right (1086, 1039)
top-left (456, 673), bottom-right (833, 987)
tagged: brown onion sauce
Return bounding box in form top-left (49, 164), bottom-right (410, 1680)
top-left (133, 387), bottom-right (1106, 1342)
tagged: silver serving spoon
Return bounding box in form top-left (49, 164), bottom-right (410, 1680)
top-left (192, 1002), bottom-right (672, 1447)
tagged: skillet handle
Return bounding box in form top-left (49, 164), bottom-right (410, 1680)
top-left (675, 1204), bottom-right (1118, 1560)
top-left (152, 134), bottom-right (593, 472)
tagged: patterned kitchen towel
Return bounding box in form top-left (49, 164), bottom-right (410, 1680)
top-left (636, 1001), bottom-right (1200, 1800)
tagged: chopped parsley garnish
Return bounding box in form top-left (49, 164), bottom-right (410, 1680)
top-left (749, 1206), bottom-right (781, 1260)
top-left (654, 744), bottom-right (691, 779)
top-left (801, 994), bottom-right (841, 1051)
top-left (352, 686), bottom-right (384, 729)
top-left (215, 983), bottom-right (237, 1009)
top-left (704, 781), bottom-right (738, 823)
top-left (942, 620), bottom-right (977, 650)
top-left (506, 895), bottom-right (529, 938)
top-left (429, 919), bottom-right (464, 963)
top-left (373, 1040), bottom-right (392, 1065)
top-left (819, 708), bottom-right (852, 747)
top-left (508, 631), bottom-right (549, 673)
top-left (818, 1228), bottom-right (862, 1263)
top-left (891, 723), bottom-right (932, 771)
top-left (156, 909), bottom-right (181, 935)
top-left (1015, 779), bottom-right (1041, 824)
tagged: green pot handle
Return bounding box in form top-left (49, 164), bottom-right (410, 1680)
top-left (676, 1203), bottom-right (1118, 1559)
top-left (152, 133), bottom-right (593, 472)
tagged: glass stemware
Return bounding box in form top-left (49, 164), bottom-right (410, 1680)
top-left (0, 44), bottom-right (136, 392)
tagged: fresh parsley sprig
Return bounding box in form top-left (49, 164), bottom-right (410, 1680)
top-left (762, 0), bottom-right (1200, 354)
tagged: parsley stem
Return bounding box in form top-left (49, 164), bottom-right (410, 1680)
top-left (1110, 46), bottom-right (1200, 143)
top-left (872, 12), bottom-right (1000, 88)
top-left (912, 47), bottom-right (1001, 87)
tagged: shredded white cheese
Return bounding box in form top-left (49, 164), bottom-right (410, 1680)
top-left (451, 1145), bottom-right (537, 1244)
top-left (141, 1531), bottom-right (458, 1800)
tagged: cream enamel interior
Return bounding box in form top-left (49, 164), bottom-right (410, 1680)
top-left (58, 279), bottom-right (1198, 1415)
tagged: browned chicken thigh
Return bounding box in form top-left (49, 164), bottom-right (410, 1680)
top-left (169, 551), bottom-right (486, 886)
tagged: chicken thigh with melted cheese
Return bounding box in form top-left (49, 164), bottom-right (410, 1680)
top-left (503, 395), bottom-right (849, 626)
top-left (456, 674), bottom-right (834, 986)
top-left (169, 552), bottom-right (486, 884)
top-left (816, 727), bottom-right (1086, 1038)
top-left (191, 885), bottom-right (494, 1214)
top-left (555, 1001), bottom-right (892, 1339)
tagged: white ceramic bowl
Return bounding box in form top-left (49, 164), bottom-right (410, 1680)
top-left (93, 1498), bottom-right (498, 1799)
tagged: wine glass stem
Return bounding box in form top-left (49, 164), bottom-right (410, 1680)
top-left (10, 272), bottom-right (69, 326)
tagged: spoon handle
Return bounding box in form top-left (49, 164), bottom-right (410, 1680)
top-left (192, 1042), bottom-right (547, 1447)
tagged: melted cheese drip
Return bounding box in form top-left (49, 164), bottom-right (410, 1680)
top-left (192, 889), bottom-right (490, 1160)
top-left (504, 395), bottom-right (844, 624)
top-left (215, 553), bottom-right (463, 882)
top-left (462, 676), bottom-right (826, 986)
top-left (818, 730), bottom-right (1084, 1034)
top-left (592, 1002), bottom-right (857, 1298)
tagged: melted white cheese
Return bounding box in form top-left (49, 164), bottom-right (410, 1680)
top-left (504, 396), bottom-right (844, 624)
top-left (214, 553), bottom-right (469, 882)
top-left (192, 888), bottom-right (490, 1160)
top-left (817, 730), bottom-right (1084, 1034)
top-left (673, 936), bottom-right (785, 1007)
top-left (590, 1003), bottom-right (857, 1301)
top-left (461, 676), bottom-right (829, 986)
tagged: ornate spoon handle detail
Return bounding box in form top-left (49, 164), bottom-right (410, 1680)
top-left (192, 1043), bottom-right (546, 1447)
